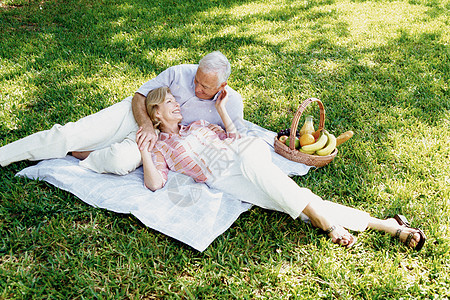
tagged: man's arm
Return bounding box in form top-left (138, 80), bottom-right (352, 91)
top-left (132, 92), bottom-right (158, 151)
top-left (132, 66), bottom-right (181, 150)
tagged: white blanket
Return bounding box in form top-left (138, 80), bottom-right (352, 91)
top-left (17, 121), bottom-right (311, 252)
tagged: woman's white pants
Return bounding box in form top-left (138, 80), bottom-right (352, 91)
top-left (208, 138), bottom-right (370, 231)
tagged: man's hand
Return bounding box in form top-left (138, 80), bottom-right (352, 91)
top-left (136, 125), bottom-right (158, 151)
top-left (132, 92), bottom-right (157, 151)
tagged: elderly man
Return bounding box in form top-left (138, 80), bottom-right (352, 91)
top-left (132, 51), bottom-right (245, 152)
top-left (0, 51), bottom-right (245, 175)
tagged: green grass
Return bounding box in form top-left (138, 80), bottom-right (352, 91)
top-left (1, 0), bottom-right (449, 298)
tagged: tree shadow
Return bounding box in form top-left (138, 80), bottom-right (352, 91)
top-left (1, 3), bottom-right (449, 295)
top-left (1, 0), bottom-right (344, 134)
top-left (1, 0), bottom-right (448, 211)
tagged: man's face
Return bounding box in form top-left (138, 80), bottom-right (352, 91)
top-left (194, 69), bottom-right (227, 100)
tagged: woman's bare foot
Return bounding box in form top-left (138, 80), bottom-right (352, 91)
top-left (390, 217), bottom-right (425, 249)
top-left (325, 225), bottom-right (357, 248)
top-left (71, 151), bottom-right (92, 160)
top-left (302, 202), bottom-right (356, 248)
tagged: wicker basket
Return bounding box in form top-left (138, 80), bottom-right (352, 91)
top-left (274, 98), bottom-right (337, 167)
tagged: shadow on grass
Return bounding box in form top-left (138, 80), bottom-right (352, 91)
top-left (1, 0), bottom-right (447, 184)
top-left (1, 0), bottom-right (448, 239)
top-left (2, 0), bottom-right (448, 127)
top-left (1, 0), bottom-right (448, 218)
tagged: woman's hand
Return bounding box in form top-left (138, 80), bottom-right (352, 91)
top-left (207, 123), bottom-right (224, 133)
top-left (136, 125), bottom-right (158, 152)
top-left (214, 88), bottom-right (239, 136)
top-left (215, 88), bottom-right (229, 112)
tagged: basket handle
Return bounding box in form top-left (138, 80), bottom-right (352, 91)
top-left (288, 98), bottom-right (325, 150)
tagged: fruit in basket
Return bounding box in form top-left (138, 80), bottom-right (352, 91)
top-left (299, 133), bottom-right (315, 146)
top-left (277, 128), bottom-right (300, 139)
top-left (299, 148), bottom-right (315, 155)
top-left (299, 115), bottom-right (315, 136)
top-left (336, 130), bottom-right (354, 146)
top-left (279, 135), bottom-right (288, 144)
top-left (286, 136), bottom-right (300, 149)
top-left (316, 131), bottom-right (337, 156)
top-left (301, 132), bottom-right (328, 152)
top-left (312, 129), bottom-right (322, 141)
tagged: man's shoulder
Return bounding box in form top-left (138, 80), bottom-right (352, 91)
top-left (225, 85), bottom-right (242, 102)
top-left (168, 64), bottom-right (198, 73)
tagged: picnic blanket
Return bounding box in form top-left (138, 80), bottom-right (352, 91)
top-left (16, 121), bottom-right (312, 252)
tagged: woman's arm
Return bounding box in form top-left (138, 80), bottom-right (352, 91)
top-left (137, 128), bottom-right (165, 191)
top-left (140, 150), bottom-right (165, 191)
top-left (215, 89), bottom-right (238, 136)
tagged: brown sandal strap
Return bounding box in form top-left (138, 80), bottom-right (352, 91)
top-left (405, 232), bottom-right (415, 247)
top-left (395, 229), bottom-right (402, 239)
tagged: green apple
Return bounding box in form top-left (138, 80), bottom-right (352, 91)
top-left (286, 136), bottom-right (300, 149)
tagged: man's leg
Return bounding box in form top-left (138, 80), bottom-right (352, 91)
top-left (0, 96), bottom-right (137, 166)
top-left (78, 131), bottom-right (142, 175)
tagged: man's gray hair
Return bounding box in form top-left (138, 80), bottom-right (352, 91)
top-left (198, 51), bottom-right (231, 86)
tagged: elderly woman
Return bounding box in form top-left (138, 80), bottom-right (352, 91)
top-left (138, 86), bottom-right (426, 250)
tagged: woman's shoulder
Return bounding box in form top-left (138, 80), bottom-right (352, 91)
top-left (154, 134), bottom-right (172, 148)
top-left (187, 120), bottom-right (210, 128)
top-left (194, 119), bottom-right (210, 126)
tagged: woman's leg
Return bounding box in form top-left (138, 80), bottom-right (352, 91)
top-left (301, 201), bottom-right (357, 247)
top-left (226, 137), bottom-right (318, 219)
top-left (220, 138), bottom-right (424, 249)
top-left (212, 137), bottom-right (361, 247)
top-left (237, 138), bottom-right (369, 221)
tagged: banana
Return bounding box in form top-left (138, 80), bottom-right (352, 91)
top-left (316, 131), bottom-right (337, 156)
top-left (299, 148), bottom-right (315, 155)
top-left (301, 132), bottom-right (328, 152)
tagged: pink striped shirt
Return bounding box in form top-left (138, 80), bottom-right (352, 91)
top-left (151, 120), bottom-right (238, 185)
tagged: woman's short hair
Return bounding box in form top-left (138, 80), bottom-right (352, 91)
top-left (198, 51), bottom-right (231, 87)
top-left (145, 86), bottom-right (170, 129)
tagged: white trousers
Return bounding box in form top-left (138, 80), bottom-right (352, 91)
top-left (0, 96), bottom-right (142, 175)
top-left (208, 138), bottom-right (370, 231)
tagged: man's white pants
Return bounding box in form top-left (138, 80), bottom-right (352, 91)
top-left (208, 138), bottom-right (370, 231)
top-left (0, 96), bottom-right (142, 175)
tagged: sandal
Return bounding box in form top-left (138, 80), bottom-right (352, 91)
top-left (324, 225), bottom-right (357, 249)
top-left (393, 214), bottom-right (426, 251)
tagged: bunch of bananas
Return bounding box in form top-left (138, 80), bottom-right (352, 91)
top-left (299, 130), bottom-right (336, 156)
top-left (277, 129), bottom-right (353, 156)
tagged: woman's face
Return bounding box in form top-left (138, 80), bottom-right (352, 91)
top-left (155, 92), bottom-right (182, 125)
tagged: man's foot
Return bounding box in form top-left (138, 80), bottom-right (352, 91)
top-left (324, 225), bottom-right (357, 248)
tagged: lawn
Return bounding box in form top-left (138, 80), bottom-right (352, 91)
top-left (1, 0), bottom-right (449, 298)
